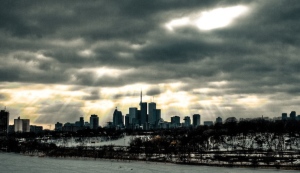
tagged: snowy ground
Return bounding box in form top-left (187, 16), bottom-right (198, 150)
top-left (0, 152), bottom-right (298, 173)
top-left (41, 135), bottom-right (146, 147)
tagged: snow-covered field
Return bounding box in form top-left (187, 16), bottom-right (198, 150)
top-left (41, 135), bottom-right (147, 147)
top-left (0, 152), bottom-right (298, 173)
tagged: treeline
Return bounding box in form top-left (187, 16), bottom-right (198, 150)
top-left (136, 119), bottom-right (300, 152)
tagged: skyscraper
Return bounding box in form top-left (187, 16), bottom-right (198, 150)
top-left (137, 110), bottom-right (141, 125)
top-left (14, 117), bottom-right (30, 133)
top-left (183, 116), bottom-right (191, 127)
top-left (125, 114), bottom-right (130, 128)
top-left (22, 119), bottom-right (30, 132)
top-left (113, 108), bottom-right (123, 127)
top-left (290, 111), bottom-right (296, 120)
top-left (139, 91), bottom-right (147, 125)
top-left (171, 116), bottom-right (180, 127)
top-left (0, 110), bottom-right (9, 134)
top-left (90, 114), bottom-right (99, 129)
top-left (193, 114), bottom-right (201, 127)
top-left (140, 103), bottom-right (147, 125)
top-left (153, 109), bottom-right (161, 126)
top-left (148, 102), bottom-right (156, 125)
top-left (129, 107), bottom-right (138, 124)
top-left (79, 117), bottom-right (84, 127)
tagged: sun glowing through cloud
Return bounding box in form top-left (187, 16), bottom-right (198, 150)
top-left (165, 5), bottom-right (248, 31)
top-left (236, 95), bottom-right (268, 108)
top-left (196, 5), bottom-right (248, 30)
top-left (165, 17), bottom-right (190, 31)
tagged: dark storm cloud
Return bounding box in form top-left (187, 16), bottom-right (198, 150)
top-left (113, 92), bottom-right (140, 99)
top-left (146, 87), bottom-right (162, 96)
top-left (82, 89), bottom-right (100, 100)
top-left (1, 0), bottom-right (300, 100)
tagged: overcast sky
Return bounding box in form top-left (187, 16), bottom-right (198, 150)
top-left (1, 0), bottom-right (300, 127)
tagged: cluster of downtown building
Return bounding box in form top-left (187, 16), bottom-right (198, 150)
top-left (110, 92), bottom-right (201, 130)
top-left (54, 109), bottom-right (300, 132)
top-left (0, 110), bottom-right (43, 134)
top-left (1, 97), bottom-right (300, 134)
top-left (0, 109), bottom-right (101, 134)
top-left (51, 94), bottom-right (300, 131)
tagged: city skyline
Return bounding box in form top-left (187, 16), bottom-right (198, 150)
top-left (2, 93), bottom-right (300, 131)
top-left (1, 1), bottom-right (300, 128)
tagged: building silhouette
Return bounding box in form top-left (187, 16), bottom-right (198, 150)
top-left (14, 117), bottom-right (30, 132)
top-left (193, 114), bottom-right (201, 127)
top-left (183, 116), bottom-right (191, 127)
top-left (138, 90), bottom-right (147, 126)
top-left (0, 110), bottom-right (9, 134)
top-left (204, 121), bottom-right (213, 126)
top-left (140, 102), bottom-right (147, 125)
top-left (90, 114), bottom-right (99, 129)
top-left (153, 109), bottom-right (161, 126)
top-left (148, 102), bottom-right (156, 125)
top-left (171, 116), bottom-right (180, 127)
top-left (290, 111), bottom-right (296, 120)
top-left (129, 107), bottom-right (138, 125)
top-left (113, 108), bottom-right (123, 128)
top-left (216, 117), bottom-right (223, 124)
top-left (79, 117), bottom-right (84, 127)
top-left (55, 122), bottom-right (63, 131)
top-left (30, 125), bottom-right (43, 133)
top-left (282, 113), bottom-right (288, 120)
top-left (125, 114), bottom-right (130, 128)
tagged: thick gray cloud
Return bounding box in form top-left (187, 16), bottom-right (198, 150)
top-left (146, 87), bottom-right (162, 96)
top-left (82, 89), bottom-right (101, 100)
top-left (1, 0), bottom-right (300, 121)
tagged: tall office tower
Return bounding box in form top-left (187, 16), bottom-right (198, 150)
top-left (79, 117), bottom-right (84, 127)
top-left (14, 117), bottom-right (30, 132)
top-left (216, 117), bottom-right (223, 124)
top-left (137, 110), bottom-right (141, 125)
top-left (125, 114), bottom-right (130, 128)
top-left (153, 109), bottom-right (161, 126)
top-left (290, 111), bottom-right (296, 120)
top-left (113, 108), bottom-right (123, 127)
top-left (193, 114), bottom-right (201, 127)
top-left (282, 113), bottom-right (288, 120)
top-left (183, 116), bottom-right (191, 127)
top-left (14, 117), bottom-right (22, 132)
top-left (139, 91), bottom-right (147, 125)
top-left (171, 116), bottom-right (180, 126)
top-left (129, 107), bottom-right (138, 124)
top-left (148, 102), bottom-right (156, 125)
top-left (0, 110), bottom-right (9, 134)
top-left (90, 114), bottom-right (99, 129)
top-left (22, 119), bottom-right (30, 132)
top-left (140, 103), bottom-right (147, 125)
